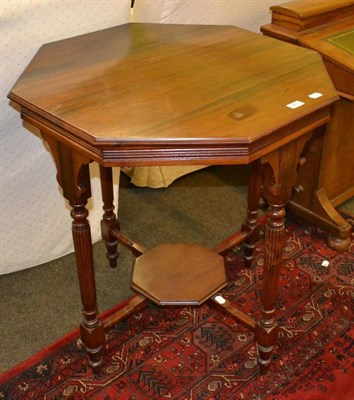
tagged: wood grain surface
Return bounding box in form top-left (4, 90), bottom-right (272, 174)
top-left (9, 23), bottom-right (337, 164)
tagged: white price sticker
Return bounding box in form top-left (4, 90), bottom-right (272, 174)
top-left (309, 92), bottom-right (323, 99)
top-left (321, 260), bottom-right (330, 267)
top-left (286, 100), bottom-right (305, 109)
top-left (214, 295), bottom-right (226, 304)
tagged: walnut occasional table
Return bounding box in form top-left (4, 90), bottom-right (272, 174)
top-left (8, 23), bottom-right (337, 374)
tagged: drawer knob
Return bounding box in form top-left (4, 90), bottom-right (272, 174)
top-left (293, 185), bottom-right (304, 194)
top-left (298, 157), bottom-right (307, 167)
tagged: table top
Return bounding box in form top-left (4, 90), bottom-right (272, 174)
top-left (9, 23), bottom-right (337, 165)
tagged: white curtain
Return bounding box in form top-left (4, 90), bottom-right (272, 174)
top-left (132, 0), bottom-right (283, 31)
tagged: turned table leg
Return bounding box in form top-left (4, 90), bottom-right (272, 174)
top-left (41, 134), bottom-right (105, 371)
top-left (255, 203), bottom-right (284, 373)
top-left (100, 166), bottom-right (120, 268)
top-left (242, 162), bottom-right (263, 268)
top-left (71, 199), bottom-right (105, 371)
top-left (255, 134), bottom-right (312, 373)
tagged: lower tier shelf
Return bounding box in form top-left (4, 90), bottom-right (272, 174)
top-left (131, 243), bottom-right (227, 306)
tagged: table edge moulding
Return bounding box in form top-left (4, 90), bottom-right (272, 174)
top-left (8, 22), bottom-right (338, 374)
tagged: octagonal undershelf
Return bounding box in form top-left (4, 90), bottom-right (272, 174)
top-left (131, 243), bottom-right (227, 306)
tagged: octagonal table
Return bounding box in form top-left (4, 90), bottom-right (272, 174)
top-left (8, 23), bottom-right (337, 373)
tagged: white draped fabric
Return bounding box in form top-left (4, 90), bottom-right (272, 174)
top-left (1, 0), bottom-right (286, 274)
top-left (133, 0), bottom-right (279, 28)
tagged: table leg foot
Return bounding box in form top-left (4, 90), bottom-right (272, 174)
top-left (328, 233), bottom-right (351, 252)
top-left (289, 187), bottom-right (352, 252)
top-left (255, 318), bottom-right (279, 374)
top-left (80, 322), bottom-right (105, 371)
top-left (314, 189), bottom-right (352, 252)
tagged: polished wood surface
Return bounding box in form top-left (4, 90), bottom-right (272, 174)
top-left (262, 0), bottom-right (354, 251)
top-left (9, 23), bottom-right (337, 373)
top-left (9, 23), bottom-right (336, 166)
top-left (299, 19), bottom-right (354, 98)
top-left (131, 243), bottom-right (227, 306)
top-left (269, 0), bottom-right (354, 32)
top-left (319, 99), bottom-right (354, 203)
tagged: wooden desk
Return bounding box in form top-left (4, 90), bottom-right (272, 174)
top-left (8, 23), bottom-right (337, 373)
top-left (261, 0), bottom-right (354, 251)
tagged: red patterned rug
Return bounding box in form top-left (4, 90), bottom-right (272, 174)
top-left (1, 213), bottom-right (353, 400)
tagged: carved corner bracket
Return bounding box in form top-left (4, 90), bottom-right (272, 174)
top-left (260, 133), bottom-right (312, 206)
top-left (40, 131), bottom-right (92, 204)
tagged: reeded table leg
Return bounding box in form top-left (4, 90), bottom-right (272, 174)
top-left (100, 166), bottom-right (120, 268)
top-left (255, 134), bottom-right (312, 373)
top-left (41, 134), bottom-right (105, 372)
top-left (255, 203), bottom-right (284, 373)
top-left (71, 199), bottom-right (105, 371)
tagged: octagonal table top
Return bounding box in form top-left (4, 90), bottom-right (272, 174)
top-left (9, 23), bottom-right (337, 165)
top-left (131, 243), bottom-right (227, 306)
